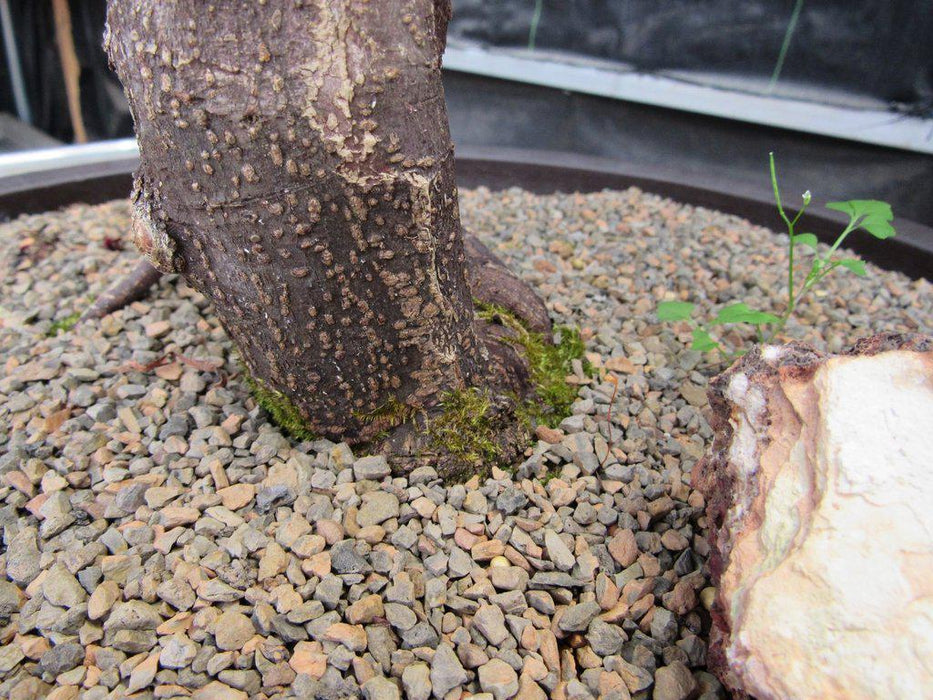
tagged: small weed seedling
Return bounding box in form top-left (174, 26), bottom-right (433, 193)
top-left (658, 153), bottom-right (896, 359)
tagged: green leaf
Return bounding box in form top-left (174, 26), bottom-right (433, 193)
top-left (690, 328), bottom-right (720, 352)
top-left (793, 233), bottom-right (819, 251)
top-left (826, 199), bottom-right (896, 240)
top-left (657, 301), bottom-right (695, 322)
top-left (712, 302), bottom-right (781, 326)
top-left (826, 199), bottom-right (893, 221)
top-left (858, 215), bottom-right (896, 240)
top-left (837, 258), bottom-right (867, 277)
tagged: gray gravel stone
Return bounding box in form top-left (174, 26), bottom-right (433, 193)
top-left (40, 643), bottom-right (84, 675)
top-left (4, 187), bottom-right (921, 698)
top-left (362, 676), bottom-right (401, 700)
top-left (42, 563), bottom-right (87, 607)
top-left (472, 603), bottom-right (509, 646)
top-left (654, 661), bottom-right (698, 700)
top-left (495, 487), bottom-right (527, 515)
top-left (402, 662), bottom-right (431, 700)
top-left (356, 491), bottom-right (400, 527)
top-left (6, 528), bottom-right (41, 586)
top-left (160, 634), bottom-right (198, 668)
top-left (330, 540), bottom-right (371, 575)
top-left (353, 455), bottom-right (391, 481)
top-left (104, 601), bottom-right (162, 631)
top-left (544, 530), bottom-right (576, 572)
top-left (559, 601), bottom-right (601, 632)
top-left (430, 643), bottom-right (468, 699)
top-left (587, 618), bottom-right (627, 656)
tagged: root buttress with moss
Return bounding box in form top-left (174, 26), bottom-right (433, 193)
top-left (245, 300), bottom-right (590, 480)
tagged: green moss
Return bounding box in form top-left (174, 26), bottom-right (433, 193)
top-left (428, 387), bottom-right (502, 468)
top-left (540, 465), bottom-right (562, 487)
top-left (46, 312), bottom-right (80, 337)
top-left (353, 395), bottom-right (416, 429)
top-left (243, 372), bottom-right (317, 441)
top-left (238, 300), bottom-right (589, 478)
top-left (475, 300), bottom-right (591, 428)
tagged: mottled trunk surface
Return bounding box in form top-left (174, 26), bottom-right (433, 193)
top-left (105, 0), bottom-right (547, 463)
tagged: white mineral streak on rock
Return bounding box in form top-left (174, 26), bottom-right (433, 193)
top-left (698, 339), bottom-right (933, 700)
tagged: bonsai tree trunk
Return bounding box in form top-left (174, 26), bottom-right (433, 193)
top-left (105, 0), bottom-right (550, 473)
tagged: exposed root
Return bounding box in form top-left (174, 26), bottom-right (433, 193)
top-left (463, 233), bottom-right (552, 335)
top-left (75, 234), bottom-right (548, 335)
top-left (79, 259), bottom-right (163, 323)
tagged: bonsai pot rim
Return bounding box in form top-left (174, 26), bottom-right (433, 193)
top-left (0, 143), bottom-right (929, 280)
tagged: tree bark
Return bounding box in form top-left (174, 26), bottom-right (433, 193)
top-left (105, 0), bottom-right (547, 454)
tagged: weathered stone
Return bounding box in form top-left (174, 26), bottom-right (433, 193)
top-left (346, 594), bottom-right (384, 625)
top-left (566, 679), bottom-right (596, 700)
top-left (478, 658), bottom-right (519, 700)
top-left (400, 621), bottom-right (439, 649)
top-left (385, 602), bottom-right (417, 631)
top-left (323, 622), bottom-right (367, 652)
top-left (160, 634), bottom-right (198, 668)
top-left (529, 572), bottom-right (585, 590)
top-left (109, 629), bottom-right (157, 654)
top-left (215, 610), bottom-right (255, 651)
top-left (353, 455), bottom-right (391, 481)
top-left (471, 539), bottom-right (505, 561)
top-left (258, 541), bottom-right (289, 580)
top-left (607, 529), bottom-right (639, 568)
top-left (587, 618), bottom-right (626, 657)
top-left (114, 481), bottom-right (148, 512)
top-left (6, 528), bottom-right (41, 585)
top-left (356, 491), bottom-right (400, 528)
top-left (558, 601), bottom-right (601, 633)
top-left (0, 581), bottom-right (25, 621)
top-left (104, 600), bottom-right (162, 630)
top-left (489, 565), bottom-right (528, 592)
top-left (330, 540), bottom-right (371, 575)
top-left (0, 645), bottom-right (24, 674)
top-left (544, 530), bottom-right (575, 572)
top-left (472, 603), bottom-right (509, 646)
top-left (157, 579), bottom-right (196, 611)
top-left (42, 564), bottom-right (87, 607)
top-left (430, 643), bottom-right (468, 699)
top-left (191, 681), bottom-right (248, 700)
top-left (608, 657), bottom-right (654, 694)
top-left (694, 336), bottom-right (933, 699)
top-left (40, 643), bottom-right (85, 675)
top-left (402, 662), bottom-right (432, 700)
top-left (495, 487), bottom-right (527, 515)
top-left (289, 641), bottom-right (326, 679)
top-left (126, 652), bottom-right (159, 693)
top-left (650, 607), bottom-right (678, 644)
top-left (161, 506), bottom-right (199, 527)
top-left (362, 676), bottom-right (401, 700)
top-left (653, 662), bottom-right (697, 700)
top-left (217, 484), bottom-right (254, 510)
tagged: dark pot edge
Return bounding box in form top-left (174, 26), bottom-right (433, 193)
top-left (0, 145), bottom-right (929, 280)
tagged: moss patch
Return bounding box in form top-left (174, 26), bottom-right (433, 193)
top-left (239, 302), bottom-right (588, 477)
top-left (353, 396), bottom-right (416, 430)
top-left (46, 312), bottom-right (80, 337)
top-left (475, 300), bottom-right (591, 428)
top-left (427, 387), bottom-right (501, 468)
top-left (419, 301), bottom-right (591, 480)
top-left (243, 372), bottom-right (317, 441)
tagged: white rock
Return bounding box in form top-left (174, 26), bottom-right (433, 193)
top-left (695, 338), bottom-right (933, 699)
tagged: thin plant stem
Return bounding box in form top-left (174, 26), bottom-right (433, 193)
top-left (769, 0), bottom-right (804, 91)
top-left (769, 153), bottom-right (795, 331)
top-left (528, 0), bottom-right (543, 50)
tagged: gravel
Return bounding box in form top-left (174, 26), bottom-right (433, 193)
top-left (0, 189), bottom-right (929, 699)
